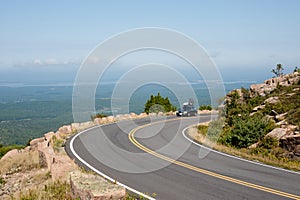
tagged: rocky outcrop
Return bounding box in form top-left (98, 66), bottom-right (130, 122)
top-left (5, 112), bottom-right (155, 175)
top-left (280, 135), bottom-right (300, 158)
top-left (56, 126), bottom-right (73, 139)
top-left (264, 96), bottom-right (279, 104)
top-left (1, 112), bottom-right (158, 199)
top-left (266, 128), bottom-right (288, 140)
top-left (0, 168), bottom-right (49, 198)
top-left (29, 137), bottom-right (45, 149)
top-left (225, 72), bottom-right (299, 158)
top-left (137, 112), bottom-right (148, 118)
top-left (38, 150), bottom-right (48, 168)
top-left (295, 145), bottom-right (300, 156)
top-left (0, 149), bottom-right (20, 161)
top-left (250, 72), bottom-right (300, 96)
top-left (71, 121), bottom-right (95, 133)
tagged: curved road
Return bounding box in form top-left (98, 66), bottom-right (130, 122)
top-left (65, 116), bottom-right (300, 200)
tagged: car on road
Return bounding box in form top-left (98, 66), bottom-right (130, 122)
top-left (176, 100), bottom-right (197, 117)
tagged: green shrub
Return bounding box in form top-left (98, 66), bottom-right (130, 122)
top-left (199, 105), bottom-right (212, 111)
top-left (0, 176), bottom-right (6, 186)
top-left (207, 118), bottom-right (224, 142)
top-left (287, 107), bottom-right (300, 125)
top-left (258, 136), bottom-right (279, 149)
top-left (90, 113), bottom-right (108, 121)
top-left (197, 125), bottom-right (208, 136)
top-left (144, 93), bottom-right (176, 114)
top-left (52, 135), bottom-right (64, 150)
top-left (249, 137), bottom-right (280, 156)
top-left (264, 102), bottom-right (291, 115)
top-left (241, 87), bottom-right (250, 101)
top-left (220, 113), bottom-right (275, 148)
top-left (247, 95), bottom-right (264, 107)
top-left (218, 75), bottom-right (299, 163)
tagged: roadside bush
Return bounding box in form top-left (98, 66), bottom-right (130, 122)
top-left (199, 105), bottom-right (212, 111)
top-left (90, 113), bottom-right (108, 121)
top-left (207, 118), bottom-right (224, 142)
top-left (258, 136), bottom-right (279, 149)
top-left (249, 137), bottom-right (280, 157)
top-left (220, 113), bottom-right (275, 148)
top-left (197, 125), bottom-right (208, 136)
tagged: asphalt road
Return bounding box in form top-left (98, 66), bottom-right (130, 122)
top-left (65, 116), bottom-right (300, 200)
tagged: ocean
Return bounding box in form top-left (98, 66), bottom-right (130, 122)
top-left (0, 80), bottom-right (255, 145)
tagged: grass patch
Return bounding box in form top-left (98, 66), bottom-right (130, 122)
top-left (15, 180), bottom-right (72, 200)
top-left (52, 135), bottom-right (64, 152)
top-left (0, 150), bottom-right (39, 175)
top-left (0, 176), bottom-right (6, 188)
top-left (0, 144), bottom-right (24, 159)
top-left (197, 125), bottom-right (208, 136)
top-left (189, 126), bottom-right (300, 171)
top-left (125, 192), bottom-right (157, 200)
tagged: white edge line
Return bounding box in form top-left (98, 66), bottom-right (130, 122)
top-left (69, 122), bottom-right (156, 200)
top-left (182, 124), bottom-right (300, 175)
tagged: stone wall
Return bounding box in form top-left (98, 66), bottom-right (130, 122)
top-left (0, 111), bottom-right (173, 199)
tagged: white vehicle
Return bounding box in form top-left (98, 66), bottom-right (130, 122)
top-left (176, 99), bottom-right (197, 117)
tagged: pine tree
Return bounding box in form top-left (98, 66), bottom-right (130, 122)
top-left (144, 93), bottom-right (176, 114)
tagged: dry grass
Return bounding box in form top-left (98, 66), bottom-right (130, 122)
top-left (188, 126), bottom-right (300, 171)
top-left (209, 143), bottom-right (300, 171)
top-left (0, 150), bottom-right (39, 175)
top-left (70, 169), bottom-right (124, 196)
top-left (15, 180), bottom-right (72, 200)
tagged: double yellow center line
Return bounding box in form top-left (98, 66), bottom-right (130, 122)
top-left (128, 118), bottom-right (300, 200)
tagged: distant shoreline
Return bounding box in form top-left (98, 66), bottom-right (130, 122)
top-left (0, 79), bottom-right (257, 88)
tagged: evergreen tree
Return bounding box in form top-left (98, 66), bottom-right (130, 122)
top-left (144, 93), bottom-right (176, 114)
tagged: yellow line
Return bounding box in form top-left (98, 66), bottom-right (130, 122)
top-left (128, 118), bottom-right (300, 200)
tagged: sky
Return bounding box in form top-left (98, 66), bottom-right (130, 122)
top-left (0, 0), bottom-right (300, 83)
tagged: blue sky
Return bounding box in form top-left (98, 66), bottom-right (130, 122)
top-left (0, 0), bottom-right (299, 82)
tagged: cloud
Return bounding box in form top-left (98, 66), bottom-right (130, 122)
top-left (44, 58), bottom-right (60, 65)
top-left (33, 59), bottom-right (43, 65)
top-left (31, 58), bottom-right (62, 66)
top-left (13, 58), bottom-right (80, 68)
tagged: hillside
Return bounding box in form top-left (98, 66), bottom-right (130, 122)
top-left (0, 113), bottom-right (154, 199)
top-left (224, 71), bottom-right (299, 154)
top-left (190, 70), bottom-right (300, 170)
top-left (1, 71), bottom-right (299, 199)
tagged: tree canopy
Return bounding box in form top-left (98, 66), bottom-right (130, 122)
top-left (144, 93), bottom-right (176, 114)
